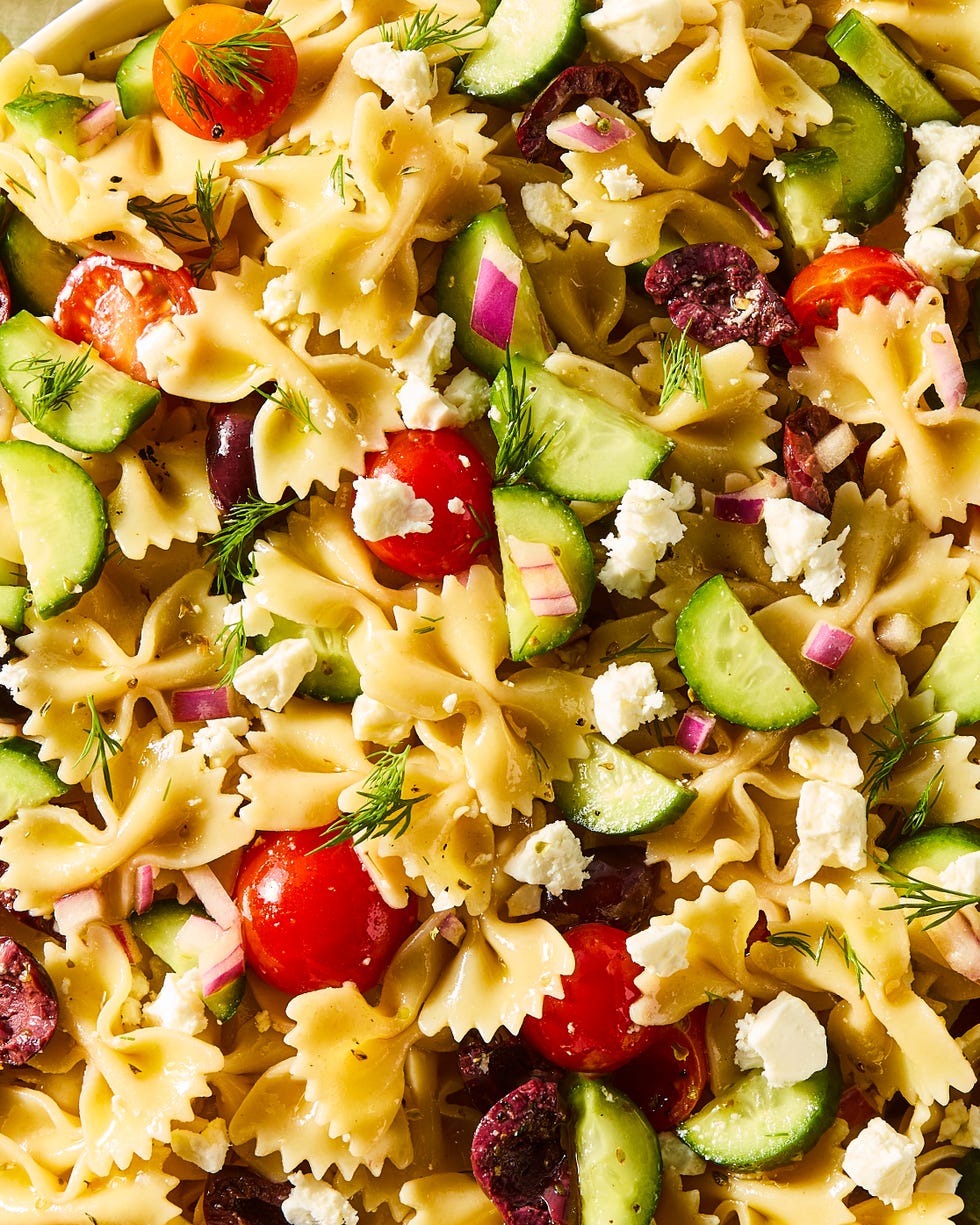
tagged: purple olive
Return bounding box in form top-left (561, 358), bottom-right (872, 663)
top-left (459, 1028), bottom-right (560, 1113)
top-left (783, 403), bottom-right (865, 515)
top-left (0, 935), bottom-right (58, 1066)
top-left (538, 844), bottom-right (661, 934)
top-left (201, 1166), bottom-right (289, 1225)
top-left (515, 65), bottom-right (643, 166)
top-left (206, 402), bottom-right (258, 514)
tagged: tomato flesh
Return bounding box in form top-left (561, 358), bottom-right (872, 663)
top-left (784, 245), bottom-right (925, 358)
top-left (53, 254), bottom-right (196, 384)
top-left (611, 1004), bottom-right (710, 1129)
top-left (357, 429), bottom-right (495, 581)
top-left (520, 923), bottom-right (657, 1074)
top-left (234, 826), bottom-right (419, 996)
top-left (153, 4), bottom-right (298, 142)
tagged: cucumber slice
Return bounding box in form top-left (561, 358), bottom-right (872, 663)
top-left (917, 597), bottom-right (980, 725)
top-left (435, 206), bottom-right (552, 378)
top-left (887, 826), bottom-right (980, 879)
top-left (554, 734), bottom-right (695, 834)
top-left (564, 1073), bottom-right (662, 1225)
top-left (131, 898), bottom-right (245, 1022)
top-left (115, 26), bottom-right (165, 119)
top-left (255, 614), bottom-right (361, 702)
top-left (489, 356), bottom-right (673, 502)
top-left (493, 484), bottom-right (594, 661)
top-left (677, 1057), bottom-right (842, 1171)
top-left (0, 584), bottom-right (27, 632)
top-left (0, 312), bottom-right (160, 454)
top-left (825, 10), bottom-right (960, 126)
top-left (0, 211), bottom-right (78, 316)
top-left (454, 0), bottom-right (585, 107)
top-left (0, 736), bottom-right (69, 823)
top-left (807, 70), bottom-right (906, 231)
top-left (0, 439), bottom-right (108, 620)
top-left (958, 1150), bottom-right (980, 1224)
top-left (767, 148), bottom-right (844, 274)
top-left (674, 576), bottom-right (817, 731)
top-left (3, 92), bottom-right (98, 160)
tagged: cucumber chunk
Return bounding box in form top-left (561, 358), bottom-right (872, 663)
top-left (807, 70), bottom-right (906, 231)
top-left (455, 0), bottom-right (585, 107)
top-left (564, 1073), bottom-right (661, 1225)
top-left (887, 825), bottom-right (980, 879)
top-left (677, 1057), bottom-right (842, 1171)
top-left (0, 583), bottom-right (27, 632)
top-left (916, 597), bottom-right (980, 726)
top-left (0, 211), bottom-right (79, 316)
top-left (0, 439), bottom-right (108, 619)
top-left (116, 26), bottom-right (165, 119)
top-left (493, 484), bottom-right (594, 661)
top-left (0, 736), bottom-right (69, 823)
top-left (131, 898), bottom-right (245, 1022)
top-left (826, 9), bottom-right (960, 126)
top-left (3, 92), bottom-right (100, 159)
top-left (554, 734), bottom-right (695, 835)
top-left (957, 1150), bottom-right (980, 1224)
top-left (767, 148), bottom-right (844, 274)
top-left (255, 614), bottom-right (361, 702)
top-left (674, 576), bottom-right (817, 731)
top-left (435, 206), bottom-right (552, 378)
top-left (0, 311), bottom-right (160, 454)
top-left (489, 356), bottom-right (673, 502)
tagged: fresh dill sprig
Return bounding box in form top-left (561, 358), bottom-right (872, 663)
top-left (163, 19), bottom-right (282, 128)
top-left (878, 860), bottom-right (980, 930)
top-left (317, 747), bottom-right (429, 848)
top-left (413, 615), bottom-right (444, 635)
top-left (128, 165), bottom-right (225, 271)
top-left (379, 6), bottom-right (484, 54)
top-left (862, 698), bottom-right (951, 811)
top-left (215, 612), bottom-right (248, 685)
top-left (11, 346), bottom-right (92, 422)
top-left (76, 695), bottom-right (122, 798)
top-left (329, 153), bottom-right (347, 202)
top-left (599, 634), bottom-right (669, 664)
top-left (660, 326), bottom-right (707, 408)
top-left (768, 925), bottom-right (873, 996)
top-left (491, 352), bottom-right (561, 485)
top-left (265, 383), bottom-right (320, 433)
top-left (204, 493), bottom-right (297, 596)
top-left (902, 767), bottom-right (944, 836)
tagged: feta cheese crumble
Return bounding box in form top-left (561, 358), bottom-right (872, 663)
top-left (142, 971), bottom-right (208, 1035)
top-left (734, 992), bottom-right (827, 1087)
top-left (390, 311), bottom-right (456, 382)
top-left (912, 119), bottom-right (980, 166)
top-left (442, 367), bottom-right (491, 425)
top-left (904, 160), bottom-right (974, 233)
top-left (396, 374), bottom-right (455, 430)
top-left (793, 779), bottom-right (867, 884)
top-left (582, 0), bottom-right (684, 62)
top-left (598, 164), bottom-right (643, 201)
top-left (598, 475), bottom-right (695, 597)
top-left (170, 1118), bottom-right (230, 1173)
top-left (232, 638), bottom-right (318, 712)
top-left (762, 498), bottom-right (848, 605)
top-left (938, 850), bottom-right (980, 898)
top-left (626, 920), bottom-right (690, 976)
top-left (350, 42), bottom-right (436, 112)
top-left (521, 181), bottom-right (576, 241)
top-left (591, 660), bottom-right (675, 742)
top-left (351, 474), bottom-right (433, 541)
top-left (842, 1118), bottom-right (918, 1210)
top-left (903, 226), bottom-right (980, 290)
top-left (283, 1172), bottom-right (359, 1225)
top-left (787, 728), bottom-right (863, 787)
top-left (504, 821), bottom-right (593, 895)
top-left (350, 694), bottom-right (413, 745)
top-left (192, 716), bottom-right (251, 768)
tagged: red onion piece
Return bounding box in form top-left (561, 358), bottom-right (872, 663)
top-left (802, 621), bottom-right (855, 670)
top-left (134, 863), bottom-right (156, 915)
top-left (545, 113), bottom-right (632, 154)
top-left (175, 913), bottom-right (224, 957)
top-left (172, 686), bottom-right (233, 723)
top-left (199, 926), bottom-right (245, 997)
top-left (110, 921), bottom-right (140, 963)
top-left (437, 912), bottom-right (466, 946)
top-left (730, 189), bottom-right (774, 237)
top-left (506, 537), bottom-right (577, 616)
top-left (712, 492), bottom-right (765, 524)
top-left (812, 422), bottom-right (857, 473)
top-left (470, 244), bottom-right (522, 350)
top-left (927, 323), bottom-right (967, 411)
top-left (676, 706), bottom-right (715, 753)
top-left (77, 99), bottom-right (116, 152)
top-left (53, 887), bottom-right (105, 936)
top-left (183, 865), bottom-right (241, 933)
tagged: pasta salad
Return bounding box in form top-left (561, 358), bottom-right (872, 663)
top-left (0, 0), bottom-right (978, 1222)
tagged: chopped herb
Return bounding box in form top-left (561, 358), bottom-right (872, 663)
top-left (379, 6), bottom-right (484, 54)
top-left (204, 493), bottom-right (297, 596)
top-left (862, 698), bottom-right (951, 812)
top-left (162, 19), bottom-right (282, 127)
top-left (901, 767), bottom-right (944, 836)
top-left (599, 633), bottom-right (669, 663)
top-left (329, 153), bottom-right (347, 201)
top-left (317, 747), bottom-right (429, 848)
top-left (660, 325), bottom-right (707, 408)
top-left (768, 924), bottom-right (873, 996)
top-left (492, 352), bottom-right (561, 485)
top-left (879, 860), bottom-right (980, 929)
top-left (265, 383), bottom-right (320, 433)
top-left (11, 346), bottom-right (92, 422)
top-left (216, 612), bottom-right (248, 684)
top-left (128, 164), bottom-right (225, 272)
top-left (76, 695), bottom-right (122, 798)
top-left (414, 615), bottom-right (444, 635)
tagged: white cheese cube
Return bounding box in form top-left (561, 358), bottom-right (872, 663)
top-left (794, 780), bottom-right (867, 884)
top-left (938, 850), bottom-right (980, 898)
top-left (903, 226), bottom-right (980, 290)
top-left (762, 498), bottom-right (848, 605)
top-left (598, 475), bottom-right (694, 597)
top-left (842, 1118), bottom-right (918, 1209)
top-left (788, 728), bottom-right (863, 786)
top-left (170, 1118), bottom-right (230, 1173)
top-left (904, 161), bottom-right (974, 233)
top-left (626, 920), bottom-right (690, 975)
top-left (504, 821), bottom-right (593, 895)
top-left (351, 473), bottom-right (433, 541)
top-left (521, 181), bottom-right (576, 241)
top-left (350, 694), bottom-right (413, 745)
top-left (283, 1172), bottom-right (359, 1225)
top-left (582, 0), bottom-right (684, 62)
top-left (912, 120), bottom-right (980, 165)
top-left (591, 660), bottom-right (675, 743)
top-left (442, 367), bottom-right (491, 425)
top-left (192, 717), bottom-right (251, 768)
top-left (350, 42), bottom-right (436, 112)
top-left (232, 638), bottom-right (318, 712)
top-left (598, 164), bottom-right (643, 201)
top-left (390, 311), bottom-right (456, 382)
top-left (142, 970), bottom-right (208, 1035)
top-left (734, 991), bottom-right (827, 1088)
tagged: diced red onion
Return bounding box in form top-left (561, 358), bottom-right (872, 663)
top-left (545, 113), bottom-right (632, 154)
top-left (730, 189), bottom-right (774, 237)
top-left (77, 99), bottom-right (116, 152)
top-left (676, 706), bottom-right (715, 753)
top-left (437, 912), bottom-right (466, 946)
top-left (927, 323), bottom-right (967, 411)
top-left (802, 621), bottom-right (855, 669)
top-left (712, 491), bottom-right (765, 524)
top-left (723, 470), bottom-right (787, 498)
top-left (53, 887), bottom-right (105, 935)
top-left (110, 921), bottom-right (140, 963)
top-left (506, 536), bottom-right (578, 616)
top-left (470, 242), bottom-right (522, 350)
top-left (172, 686), bottom-right (233, 722)
top-left (175, 913), bottom-right (224, 957)
top-left (134, 863), bottom-right (156, 915)
top-left (199, 925), bottom-right (245, 997)
top-left (812, 422), bottom-right (857, 472)
top-left (183, 865), bottom-right (241, 933)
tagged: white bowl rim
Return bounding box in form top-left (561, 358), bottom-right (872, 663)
top-left (24, 0), bottom-right (171, 74)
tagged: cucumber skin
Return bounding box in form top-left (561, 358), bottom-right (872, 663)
top-left (255, 614), bottom-right (361, 702)
top-left (767, 147), bottom-right (843, 274)
top-left (0, 211), bottom-right (78, 316)
top-left (917, 597), bottom-right (980, 726)
top-left (0, 735), bottom-right (68, 823)
top-left (116, 27), bottom-right (166, 119)
top-left (887, 825), bottom-right (980, 879)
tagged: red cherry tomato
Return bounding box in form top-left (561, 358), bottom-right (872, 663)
top-left (357, 428), bottom-right (495, 581)
top-left (520, 923), bottom-right (657, 1074)
top-left (611, 1004), bottom-right (710, 1130)
top-left (153, 4), bottom-right (298, 142)
top-left (784, 245), bottom-right (925, 358)
top-left (53, 254), bottom-right (196, 384)
top-left (233, 826), bottom-right (419, 996)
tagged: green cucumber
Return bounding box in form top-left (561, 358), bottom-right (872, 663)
top-left (564, 1073), bottom-right (661, 1225)
top-left (454, 0), bottom-right (585, 107)
top-left (0, 211), bottom-right (79, 316)
top-left (554, 734), bottom-right (695, 835)
top-left (674, 576), bottom-right (818, 731)
top-left (917, 597), bottom-right (980, 725)
top-left (0, 439), bottom-right (108, 619)
top-left (115, 26), bottom-right (166, 119)
top-left (3, 91), bottom-right (102, 160)
top-left (825, 10), bottom-right (960, 127)
top-left (0, 736), bottom-right (69, 823)
top-left (435, 206), bottom-right (552, 378)
top-left (0, 311), bottom-right (160, 454)
top-left (131, 897), bottom-right (244, 1022)
top-left (957, 1150), bottom-right (980, 1223)
top-left (493, 484), bottom-right (594, 661)
top-left (767, 148), bottom-right (844, 273)
top-left (0, 584), bottom-right (27, 632)
top-left (254, 614), bottom-right (361, 702)
top-left (626, 224), bottom-right (686, 292)
top-left (806, 70), bottom-right (906, 231)
top-left (887, 826), bottom-right (980, 879)
top-left (677, 1056), bottom-right (842, 1171)
top-left (489, 356), bottom-right (673, 502)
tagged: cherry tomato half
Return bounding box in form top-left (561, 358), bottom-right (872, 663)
top-left (611, 1004), bottom-right (710, 1130)
top-left (784, 245), bottom-right (925, 357)
top-left (233, 826), bottom-right (419, 996)
top-left (53, 254), bottom-right (196, 384)
top-left (153, 4), bottom-right (298, 142)
top-left (357, 428), bottom-right (495, 581)
top-left (520, 923), bottom-right (657, 1074)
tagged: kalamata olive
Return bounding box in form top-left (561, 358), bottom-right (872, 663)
top-left (206, 402), bottom-right (258, 513)
top-left (538, 844), bottom-right (661, 934)
top-left (201, 1166), bottom-right (289, 1225)
top-left (783, 403), bottom-right (865, 515)
top-left (516, 65), bottom-right (642, 166)
top-left (458, 1028), bottom-right (560, 1113)
top-left (0, 935), bottom-right (59, 1066)
top-left (0, 864), bottom-right (60, 941)
top-left (471, 1077), bottom-right (571, 1225)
